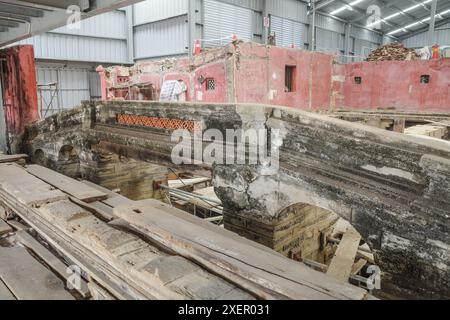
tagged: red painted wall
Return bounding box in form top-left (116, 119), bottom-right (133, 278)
top-left (234, 44), bottom-right (334, 110)
top-left (336, 59), bottom-right (450, 112)
top-left (99, 42), bottom-right (450, 113)
top-left (1, 45), bottom-right (39, 136)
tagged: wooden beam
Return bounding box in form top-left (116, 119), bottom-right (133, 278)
top-left (15, 230), bottom-right (91, 299)
top-left (26, 165), bottom-right (107, 203)
top-left (327, 227), bottom-right (362, 283)
top-left (0, 154), bottom-right (28, 163)
top-left (0, 247), bottom-right (74, 300)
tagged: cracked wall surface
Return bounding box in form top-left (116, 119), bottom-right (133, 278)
top-left (24, 100), bottom-right (450, 299)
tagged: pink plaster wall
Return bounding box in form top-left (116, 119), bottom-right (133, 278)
top-left (99, 42), bottom-right (450, 113)
top-left (337, 59), bottom-right (450, 112)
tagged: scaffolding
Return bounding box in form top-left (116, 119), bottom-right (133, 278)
top-left (37, 82), bottom-right (61, 119)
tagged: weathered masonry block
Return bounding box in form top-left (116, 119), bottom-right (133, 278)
top-left (24, 101), bottom-right (450, 299)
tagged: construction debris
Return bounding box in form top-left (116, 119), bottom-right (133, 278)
top-left (0, 161), bottom-right (369, 300)
top-left (366, 43), bottom-right (419, 62)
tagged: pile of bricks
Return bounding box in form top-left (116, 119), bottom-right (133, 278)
top-left (366, 43), bottom-right (419, 62)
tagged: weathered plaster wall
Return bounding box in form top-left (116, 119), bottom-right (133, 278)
top-left (99, 42), bottom-right (450, 113)
top-left (24, 100), bottom-right (450, 299)
top-left (334, 59), bottom-right (450, 112)
top-left (0, 45), bottom-right (39, 152)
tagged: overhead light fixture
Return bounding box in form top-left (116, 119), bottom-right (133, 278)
top-left (387, 7), bottom-right (450, 36)
top-left (330, 0), bottom-right (367, 16)
top-left (367, 0), bottom-right (433, 28)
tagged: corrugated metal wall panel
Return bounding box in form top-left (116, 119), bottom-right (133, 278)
top-left (270, 15), bottom-right (307, 49)
top-left (51, 10), bottom-right (127, 39)
top-left (220, 0), bottom-right (263, 11)
top-left (133, 0), bottom-right (188, 26)
top-left (353, 38), bottom-right (379, 61)
top-left (403, 23), bottom-right (450, 48)
top-left (36, 63), bottom-right (98, 114)
top-left (267, 0), bottom-right (308, 23)
top-left (134, 15), bottom-right (188, 59)
top-left (21, 33), bottom-right (128, 63)
top-left (204, 0), bottom-right (253, 47)
top-left (316, 28), bottom-right (344, 54)
top-left (351, 26), bottom-right (382, 45)
top-left (315, 14), bottom-right (345, 34)
top-left (253, 10), bottom-right (263, 37)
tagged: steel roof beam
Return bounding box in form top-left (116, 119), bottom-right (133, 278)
top-left (398, 15), bottom-right (450, 40)
top-left (0, 2), bottom-right (45, 17)
top-left (0, 18), bottom-right (19, 27)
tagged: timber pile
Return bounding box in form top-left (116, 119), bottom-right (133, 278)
top-left (0, 160), bottom-right (370, 300)
top-left (366, 43), bottom-right (419, 62)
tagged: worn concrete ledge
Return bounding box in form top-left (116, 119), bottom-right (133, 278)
top-left (24, 100), bottom-right (450, 299)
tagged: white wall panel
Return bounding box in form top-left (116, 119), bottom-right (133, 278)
top-left (21, 33), bottom-right (128, 63)
top-left (133, 0), bottom-right (188, 25)
top-left (271, 16), bottom-right (307, 49)
top-left (204, 0), bottom-right (253, 47)
top-left (36, 63), bottom-right (100, 114)
top-left (403, 23), bottom-right (450, 48)
top-left (51, 10), bottom-right (127, 39)
top-left (316, 28), bottom-right (344, 54)
top-left (267, 0), bottom-right (308, 23)
top-left (134, 15), bottom-right (188, 59)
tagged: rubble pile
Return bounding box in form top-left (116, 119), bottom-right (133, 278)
top-left (366, 43), bottom-right (419, 62)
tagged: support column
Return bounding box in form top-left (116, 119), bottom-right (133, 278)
top-left (344, 23), bottom-right (352, 63)
top-left (428, 0), bottom-right (438, 46)
top-left (308, 1), bottom-right (316, 51)
top-left (262, 0), bottom-right (269, 45)
top-left (125, 6), bottom-right (135, 64)
top-left (188, 0), bottom-right (197, 58)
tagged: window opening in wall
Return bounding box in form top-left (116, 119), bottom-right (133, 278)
top-left (354, 77), bottom-right (362, 85)
top-left (420, 75), bottom-right (430, 84)
top-left (206, 78), bottom-right (215, 91)
top-left (285, 65), bottom-right (296, 92)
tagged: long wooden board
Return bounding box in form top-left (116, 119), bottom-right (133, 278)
top-left (113, 200), bottom-right (368, 300)
top-left (0, 247), bottom-right (74, 300)
top-left (26, 165), bottom-right (107, 203)
top-left (15, 230), bottom-right (91, 299)
top-left (0, 278), bottom-right (15, 300)
top-left (0, 164), bottom-right (67, 207)
top-left (0, 154), bottom-right (28, 164)
top-left (327, 227), bottom-right (362, 283)
top-left (0, 218), bottom-right (12, 236)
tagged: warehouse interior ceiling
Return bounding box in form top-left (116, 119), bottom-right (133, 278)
top-left (316, 0), bottom-right (450, 40)
top-left (0, 0), bottom-right (143, 47)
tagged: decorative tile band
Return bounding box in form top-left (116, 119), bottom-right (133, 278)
top-left (117, 114), bottom-right (202, 132)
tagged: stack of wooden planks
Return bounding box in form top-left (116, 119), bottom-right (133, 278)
top-left (366, 43), bottom-right (419, 62)
top-left (0, 160), bottom-right (370, 300)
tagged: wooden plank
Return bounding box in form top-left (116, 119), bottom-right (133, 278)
top-left (6, 220), bottom-right (30, 231)
top-left (0, 247), bottom-right (74, 300)
top-left (193, 187), bottom-right (221, 203)
top-left (26, 165), bottom-right (107, 203)
top-left (0, 278), bottom-right (15, 300)
top-left (0, 154), bottom-right (28, 164)
top-left (81, 180), bottom-right (133, 207)
top-left (0, 190), bottom-right (143, 300)
top-left (0, 164), bottom-right (67, 207)
top-left (0, 218), bottom-right (12, 236)
top-left (351, 259), bottom-right (368, 275)
top-left (327, 227), bottom-right (362, 283)
top-left (113, 201), bottom-right (368, 300)
top-left (15, 230), bottom-right (91, 299)
top-left (168, 177), bottom-right (211, 189)
top-left (69, 196), bottom-right (114, 222)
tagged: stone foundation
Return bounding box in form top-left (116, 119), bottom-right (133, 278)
top-left (224, 204), bottom-right (338, 263)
